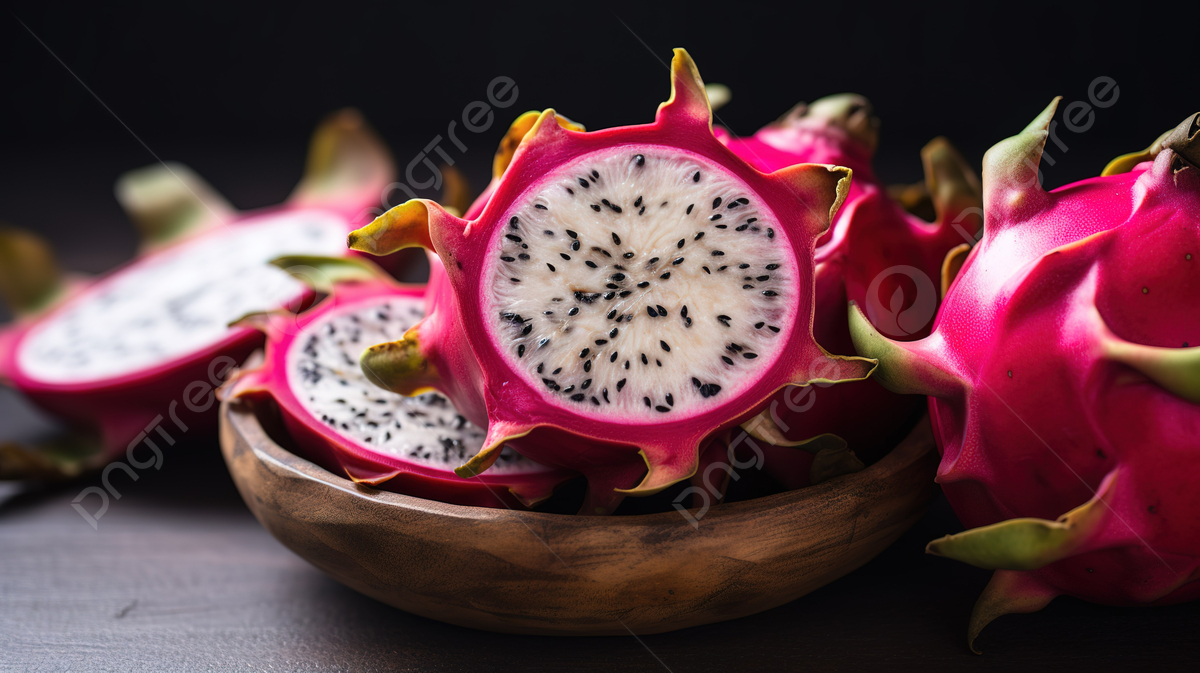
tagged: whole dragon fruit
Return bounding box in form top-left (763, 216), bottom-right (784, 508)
top-left (850, 102), bottom-right (1200, 651)
top-left (347, 49), bottom-right (875, 514)
top-left (0, 110), bottom-right (395, 478)
top-left (715, 95), bottom-right (982, 487)
top-left (222, 255), bottom-right (573, 508)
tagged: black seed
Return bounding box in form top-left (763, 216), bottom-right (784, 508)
top-left (553, 367), bottom-right (562, 375)
top-left (517, 345), bottom-right (526, 357)
top-left (656, 304), bottom-right (666, 316)
top-left (644, 397), bottom-right (651, 407)
top-left (567, 230), bottom-right (578, 238)
top-left (543, 378), bottom-right (556, 388)
top-left (585, 261), bottom-right (598, 268)
top-left (737, 198), bottom-right (750, 205)
top-left (677, 238), bottom-right (685, 249)
top-left (617, 378), bottom-right (627, 391)
top-left (606, 283), bottom-right (618, 289)
top-left (757, 275), bottom-right (770, 281)
top-left (739, 263), bottom-right (750, 269)
top-left (649, 257), bottom-right (660, 264)
top-left (568, 307), bottom-right (580, 316)
top-left (647, 306), bottom-right (658, 318)
top-left (603, 292), bottom-right (615, 300)
top-left (578, 178), bottom-right (589, 188)
top-left (641, 353), bottom-right (649, 365)
top-left (728, 343), bottom-right (743, 352)
top-left (656, 405), bottom-right (671, 413)
top-left (685, 317), bottom-right (692, 327)
top-left (506, 234), bottom-right (522, 243)
top-left (571, 240), bottom-right (581, 251)
top-left (618, 290), bottom-right (631, 297)
top-left (718, 265), bottom-right (728, 271)
top-left (722, 355), bottom-right (734, 365)
top-left (656, 359), bottom-right (662, 367)
top-left (609, 328), bottom-right (618, 338)
top-left (702, 266), bottom-right (711, 274)
top-left (567, 187), bottom-right (574, 195)
top-left (624, 360), bottom-right (630, 369)
top-left (693, 171), bottom-right (701, 182)
top-left (673, 257), bottom-right (684, 265)
top-left (510, 278), bottom-right (521, 283)
top-left (500, 256), bottom-right (515, 262)
top-left (694, 231), bottom-right (705, 240)
top-left (561, 253), bottom-right (571, 260)
top-left (538, 363), bottom-right (544, 373)
top-left (602, 389), bottom-right (609, 403)
top-left (659, 272), bottom-right (670, 280)
top-left (623, 252), bottom-right (635, 259)
top-left (713, 197), bottom-right (722, 208)
top-left (594, 339), bottom-right (608, 346)
top-left (637, 281), bottom-right (649, 288)
top-left (766, 263), bottom-right (780, 270)
top-left (692, 377), bottom-right (702, 389)
top-left (768, 325), bottom-right (781, 332)
top-left (660, 340), bottom-right (671, 352)
top-left (521, 324), bottom-right (532, 336)
top-left (571, 394), bottom-right (585, 402)
top-left (747, 217), bottom-right (757, 223)
top-left (582, 379), bottom-right (592, 390)
top-left (743, 284), bottom-right (754, 289)
top-left (717, 315), bottom-right (731, 326)
top-left (635, 154), bottom-right (645, 166)
top-left (715, 224), bottom-right (727, 229)
top-left (634, 196), bottom-right (643, 207)
top-left (563, 385), bottom-right (575, 393)
top-left (547, 263), bottom-right (556, 272)
top-left (767, 228), bottom-right (775, 239)
top-left (517, 253), bottom-right (530, 260)
top-left (686, 204), bottom-right (694, 215)
top-left (681, 306), bottom-right (688, 317)
top-left (544, 230), bottom-right (554, 236)
top-left (510, 216), bottom-right (519, 228)
top-left (754, 321), bottom-right (765, 329)
top-left (607, 309), bottom-right (617, 319)
top-left (580, 348), bottom-right (590, 358)
top-left (638, 206), bottom-right (645, 215)
top-left (610, 351), bottom-right (619, 363)
top-left (611, 233), bottom-right (622, 246)
top-left (666, 393), bottom-right (674, 406)
top-left (584, 360), bottom-right (592, 372)
top-left (743, 352), bottom-right (758, 359)
top-left (762, 290), bottom-right (778, 296)
top-left (705, 384), bottom-right (722, 397)
top-left (611, 273), bottom-right (625, 281)
top-left (592, 170), bottom-right (599, 179)
top-left (591, 204), bottom-right (602, 212)
top-left (538, 338), bottom-right (549, 348)
top-left (711, 214), bottom-right (723, 222)
top-left (735, 224), bottom-right (749, 232)
top-left (712, 250), bottom-right (725, 256)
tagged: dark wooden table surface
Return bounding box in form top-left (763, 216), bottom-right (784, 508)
top-left (1, 148), bottom-right (1196, 672)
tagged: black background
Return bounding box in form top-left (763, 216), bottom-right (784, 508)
top-left (1, 2), bottom-right (1198, 670)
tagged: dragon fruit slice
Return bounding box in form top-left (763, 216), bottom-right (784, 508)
top-left (850, 102), bottom-right (1200, 651)
top-left (0, 110), bottom-right (395, 477)
top-left (223, 256), bottom-right (573, 508)
top-left (716, 94), bottom-right (981, 484)
top-left (347, 49), bottom-right (875, 514)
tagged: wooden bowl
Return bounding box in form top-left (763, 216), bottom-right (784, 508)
top-left (220, 399), bottom-right (939, 636)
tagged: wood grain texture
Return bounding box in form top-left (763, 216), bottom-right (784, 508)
top-left (219, 398), bottom-right (939, 636)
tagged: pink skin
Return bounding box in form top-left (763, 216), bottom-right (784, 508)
top-left (717, 99), bottom-right (980, 482)
top-left (853, 101), bottom-right (1200, 625)
top-left (0, 203), bottom-right (385, 459)
top-left (354, 51), bottom-right (872, 513)
top-left (226, 275), bottom-right (573, 509)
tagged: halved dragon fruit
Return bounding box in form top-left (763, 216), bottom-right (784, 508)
top-left (223, 256), bottom-right (572, 508)
top-left (347, 49), bottom-right (875, 514)
top-left (850, 103), bottom-right (1200, 651)
top-left (716, 95), bottom-right (982, 486)
top-left (0, 110), bottom-right (395, 477)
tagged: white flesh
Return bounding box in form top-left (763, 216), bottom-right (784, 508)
top-left (487, 146), bottom-right (796, 420)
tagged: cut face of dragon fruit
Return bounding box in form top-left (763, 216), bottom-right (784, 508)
top-left (489, 147), bottom-right (796, 418)
top-left (226, 257), bottom-right (571, 508)
top-left (348, 49), bottom-right (875, 514)
top-left (715, 94), bottom-right (981, 484)
top-left (0, 109), bottom-right (396, 478)
top-left (17, 212), bottom-right (345, 384)
top-left (850, 103), bottom-right (1200, 652)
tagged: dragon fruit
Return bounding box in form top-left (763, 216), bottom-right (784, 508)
top-left (222, 255), bottom-right (573, 508)
top-left (0, 110), bottom-right (395, 478)
top-left (850, 102), bottom-right (1200, 651)
top-left (347, 49), bottom-right (876, 514)
top-left (713, 95), bottom-right (981, 487)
